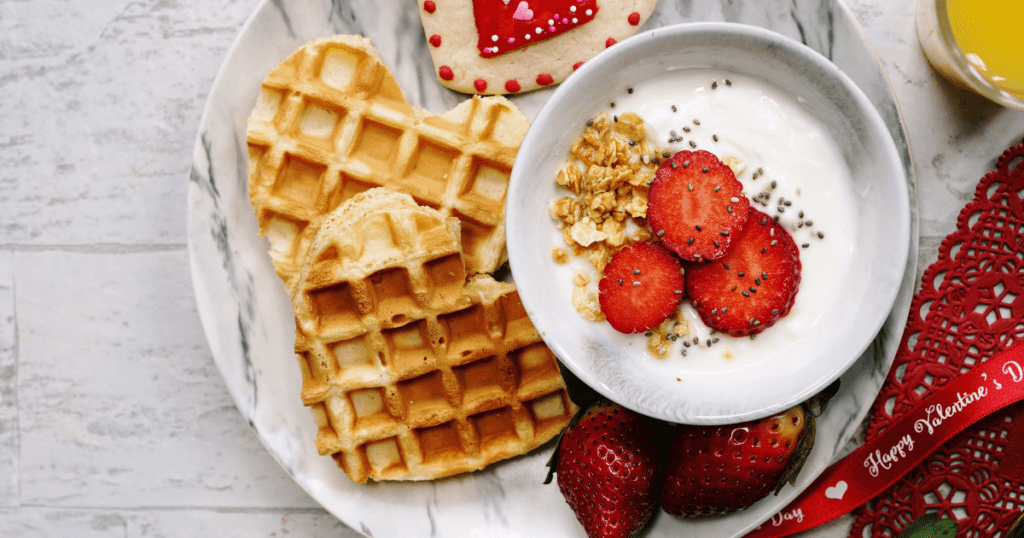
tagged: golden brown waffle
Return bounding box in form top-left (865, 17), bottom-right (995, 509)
top-left (292, 189), bottom-right (574, 482)
top-left (246, 35), bottom-right (529, 297)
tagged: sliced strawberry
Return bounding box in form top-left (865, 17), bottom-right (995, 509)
top-left (598, 241), bottom-right (685, 334)
top-left (684, 207), bottom-right (801, 337)
top-left (647, 149), bottom-right (750, 261)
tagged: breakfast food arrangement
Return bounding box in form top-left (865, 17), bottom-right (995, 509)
top-left (229, 3), bottom-right (911, 538)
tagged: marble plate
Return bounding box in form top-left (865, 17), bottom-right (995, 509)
top-left (186, 0), bottom-right (919, 536)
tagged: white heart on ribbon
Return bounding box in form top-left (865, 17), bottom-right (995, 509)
top-left (824, 480), bottom-right (848, 500)
top-left (512, 1), bottom-right (534, 20)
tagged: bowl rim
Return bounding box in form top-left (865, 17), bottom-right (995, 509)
top-left (506, 21), bottom-right (911, 424)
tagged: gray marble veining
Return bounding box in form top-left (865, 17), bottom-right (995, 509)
top-left (187, 0), bottom-right (916, 536)
top-left (14, 251), bottom-right (314, 508)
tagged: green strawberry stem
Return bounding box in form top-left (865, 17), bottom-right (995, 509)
top-left (775, 378), bottom-right (841, 493)
top-left (1007, 511), bottom-right (1024, 538)
top-left (897, 512), bottom-right (959, 538)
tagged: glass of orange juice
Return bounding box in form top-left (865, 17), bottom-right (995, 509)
top-left (916, 0), bottom-right (1024, 110)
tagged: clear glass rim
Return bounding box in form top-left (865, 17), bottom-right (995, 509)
top-left (933, 0), bottom-right (1024, 110)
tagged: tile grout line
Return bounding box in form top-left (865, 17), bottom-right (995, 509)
top-left (0, 244), bottom-right (187, 254)
top-left (10, 256), bottom-right (19, 510)
top-left (4, 505), bottom-right (330, 514)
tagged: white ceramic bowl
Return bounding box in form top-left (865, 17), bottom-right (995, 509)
top-left (506, 22), bottom-right (910, 425)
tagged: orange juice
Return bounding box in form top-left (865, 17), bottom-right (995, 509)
top-left (946, 0), bottom-right (1024, 98)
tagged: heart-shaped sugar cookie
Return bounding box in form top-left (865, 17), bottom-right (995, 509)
top-left (419, 0), bottom-right (659, 95)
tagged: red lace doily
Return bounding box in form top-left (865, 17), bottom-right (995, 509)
top-left (850, 140), bottom-right (1024, 536)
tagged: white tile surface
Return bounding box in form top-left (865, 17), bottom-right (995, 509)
top-left (3, 0), bottom-right (1024, 536)
top-left (15, 250), bottom-right (317, 509)
top-left (0, 508), bottom-right (358, 538)
top-left (0, 0), bottom-right (257, 245)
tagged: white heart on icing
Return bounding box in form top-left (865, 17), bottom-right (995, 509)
top-left (512, 1), bottom-right (534, 21)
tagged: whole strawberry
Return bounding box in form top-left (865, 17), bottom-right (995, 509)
top-left (661, 405), bottom-right (812, 517)
top-left (553, 400), bottom-right (664, 538)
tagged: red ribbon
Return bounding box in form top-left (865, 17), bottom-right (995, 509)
top-left (745, 342), bottom-right (1024, 537)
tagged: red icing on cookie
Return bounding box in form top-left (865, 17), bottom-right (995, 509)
top-left (472, 0), bottom-right (600, 58)
top-left (505, 79), bottom-right (522, 93)
top-left (536, 73), bottom-right (554, 86)
top-left (439, 65), bottom-right (454, 80)
top-left (423, 0), bottom-right (436, 13)
top-left (573, 61), bottom-right (585, 71)
top-left (628, 12), bottom-right (640, 25)
top-left (474, 79), bottom-right (488, 92)
top-left (429, 34), bottom-right (442, 47)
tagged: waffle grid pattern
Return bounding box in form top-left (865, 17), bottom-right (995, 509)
top-left (292, 191), bottom-right (572, 482)
top-left (247, 35), bottom-right (526, 296)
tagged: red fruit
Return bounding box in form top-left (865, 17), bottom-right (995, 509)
top-left (598, 241), bottom-right (685, 333)
top-left (661, 406), bottom-right (808, 517)
top-left (556, 400), bottom-right (664, 538)
top-left (685, 207), bottom-right (801, 337)
top-left (647, 149), bottom-right (751, 261)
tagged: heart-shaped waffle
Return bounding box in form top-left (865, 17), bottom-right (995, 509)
top-left (419, 0), bottom-right (658, 95)
top-left (246, 35), bottom-right (529, 297)
top-left (292, 188), bottom-right (574, 482)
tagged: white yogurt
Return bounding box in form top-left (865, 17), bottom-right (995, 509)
top-left (565, 69), bottom-right (858, 373)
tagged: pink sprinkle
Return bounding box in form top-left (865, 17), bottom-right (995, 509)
top-left (549, 25), bottom-right (556, 32)
top-left (563, 17), bottom-right (569, 24)
top-left (508, 37), bottom-right (515, 44)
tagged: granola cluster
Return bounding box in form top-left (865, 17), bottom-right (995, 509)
top-left (549, 112), bottom-right (660, 273)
